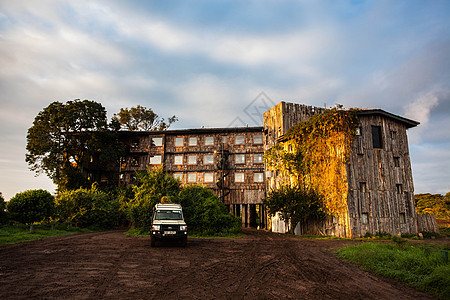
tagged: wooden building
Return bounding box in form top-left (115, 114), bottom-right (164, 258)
top-left (263, 101), bottom-right (436, 238)
top-left (85, 100), bottom-right (437, 236)
top-left (116, 127), bottom-right (266, 227)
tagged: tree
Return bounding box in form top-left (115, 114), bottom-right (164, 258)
top-left (177, 185), bottom-right (241, 235)
top-left (126, 165), bottom-right (180, 229)
top-left (263, 185), bottom-right (325, 234)
top-left (0, 192), bottom-right (8, 224)
top-left (7, 190), bottom-right (55, 224)
top-left (415, 193), bottom-right (450, 219)
top-left (26, 99), bottom-right (123, 190)
top-left (55, 184), bottom-right (121, 228)
top-left (113, 105), bottom-right (177, 131)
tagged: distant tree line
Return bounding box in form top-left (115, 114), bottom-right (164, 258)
top-left (415, 193), bottom-right (450, 219)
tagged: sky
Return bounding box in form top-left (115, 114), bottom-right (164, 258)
top-left (0, 0), bottom-right (449, 200)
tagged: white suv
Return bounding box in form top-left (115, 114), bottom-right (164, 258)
top-left (151, 203), bottom-right (187, 247)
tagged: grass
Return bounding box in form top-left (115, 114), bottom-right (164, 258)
top-left (337, 242), bottom-right (450, 299)
top-left (0, 224), bottom-right (92, 246)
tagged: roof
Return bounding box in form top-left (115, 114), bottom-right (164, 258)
top-left (357, 109), bottom-right (419, 129)
top-left (118, 126), bottom-right (264, 136)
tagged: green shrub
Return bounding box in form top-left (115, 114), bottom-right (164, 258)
top-left (337, 243), bottom-right (450, 299)
top-left (126, 166), bottom-right (180, 231)
top-left (7, 189), bottom-right (54, 224)
top-left (177, 185), bottom-right (241, 235)
top-left (0, 192), bottom-right (8, 225)
top-left (56, 185), bottom-right (120, 228)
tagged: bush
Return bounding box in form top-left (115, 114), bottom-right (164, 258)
top-left (0, 192), bottom-right (8, 224)
top-left (125, 166), bottom-right (180, 231)
top-left (7, 189), bottom-right (54, 224)
top-left (56, 185), bottom-right (120, 229)
top-left (177, 185), bottom-right (241, 235)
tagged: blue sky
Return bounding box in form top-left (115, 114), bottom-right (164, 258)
top-left (0, 0), bottom-right (449, 199)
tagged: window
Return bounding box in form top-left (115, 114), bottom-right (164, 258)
top-left (394, 157), bottom-right (400, 167)
top-left (175, 137), bottom-right (183, 147)
top-left (189, 137), bottom-right (198, 146)
top-left (222, 136), bottom-right (227, 143)
top-left (396, 184), bottom-right (403, 194)
top-left (399, 213), bottom-right (406, 224)
top-left (204, 154), bottom-right (214, 164)
top-left (187, 173), bottom-right (197, 183)
top-left (253, 153), bottom-right (263, 164)
top-left (235, 135), bottom-right (245, 145)
top-left (361, 213), bottom-right (368, 224)
top-left (371, 126), bottom-right (382, 149)
top-left (174, 155), bottom-right (183, 165)
top-left (204, 172), bottom-right (214, 183)
top-left (205, 136), bottom-right (214, 146)
top-left (359, 182), bottom-right (366, 193)
top-left (254, 172), bottom-right (264, 183)
top-left (131, 157), bottom-right (139, 166)
top-left (355, 127), bottom-right (361, 136)
top-left (235, 154), bottom-right (245, 164)
top-left (131, 139), bottom-right (139, 148)
top-left (390, 130), bottom-right (397, 139)
top-left (151, 137), bottom-right (163, 147)
top-left (253, 134), bottom-right (263, 144)
top-left (188, 155), bottom-right (197, 165)
top-left (235, 173), bottom-right (244, 183)
top-left (173, 173), bottom-right (183, 181)
top-left (150, 155), bottom-right (162, 165)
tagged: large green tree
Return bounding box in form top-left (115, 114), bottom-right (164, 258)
top-left (7, 189), bottom-right (55, 224)
top-left (26, 100), bottom-right (123, 190)
top-left (263, 185), bottom-right (325, 234)
top-left (113, 105), bottom-right (177, 131)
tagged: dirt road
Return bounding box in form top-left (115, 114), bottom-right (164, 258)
top-left (0, 229), bottom-right (433, 299)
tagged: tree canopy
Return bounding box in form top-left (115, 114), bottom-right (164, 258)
top-left (415, 193), bottom-right (450, 219)
top-left (113, 105), bottom-right (177, 131)
top-left (7, 189), bottom-right (55, 224)
top-left (26, 99), bottom-right (123, 190)
top-left (263, 185), bottom-right (325, 234)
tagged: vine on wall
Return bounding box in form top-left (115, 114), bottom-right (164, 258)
top-left (264, 108), bottom-right (359, 217)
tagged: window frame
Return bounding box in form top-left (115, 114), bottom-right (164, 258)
top-left (151, 137), bottom-right (163, 147)
top-left (253, 153), bottom-right (263, 164)
top-left (204, 154), bottom-right (214, 165)
top-left (149, 155), bottom-right (162, 165)
top-left (254, 172), bottom-right (264, 183)
top-left (188, 155), bottom-right (197, 165)
top-left (174, 155), bottom-right (183, 165)
top-left (253, 134), bottom-right (263, 144)
top-left (235, 135), bottom-right (245, 145)
top-left (175, 137), bottom-right (184, 147)
top-left (204, 172), bottom-right (214, 183)
top-left (189, 137), bottom-right (198, 146)
top-left (205, 136), bottom-right (214, 146)
top-left (187, 173), bottom-right (197, 183)
top-left (173, 173), bottom-right (183, 182)
top-left (235, 154), bottom-right (245, 164)
top-left (234, 173), bottom-right (245, 183)
top-left (371, 125), bottom-right (383, 149)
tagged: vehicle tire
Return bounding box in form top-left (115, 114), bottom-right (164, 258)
top-left (150, 236), bottom-right (157, 247)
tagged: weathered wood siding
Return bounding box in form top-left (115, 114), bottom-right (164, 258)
top-left (417, 213), bottom-right (440, 233)
top-left (346, 115), bottom-right (418, 237)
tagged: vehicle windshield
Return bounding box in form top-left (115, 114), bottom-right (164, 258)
top-left (154, 210), bottom-right (183, 220)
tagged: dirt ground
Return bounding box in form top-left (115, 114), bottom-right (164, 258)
top-left (0, 229), bottom-right (436, 299)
